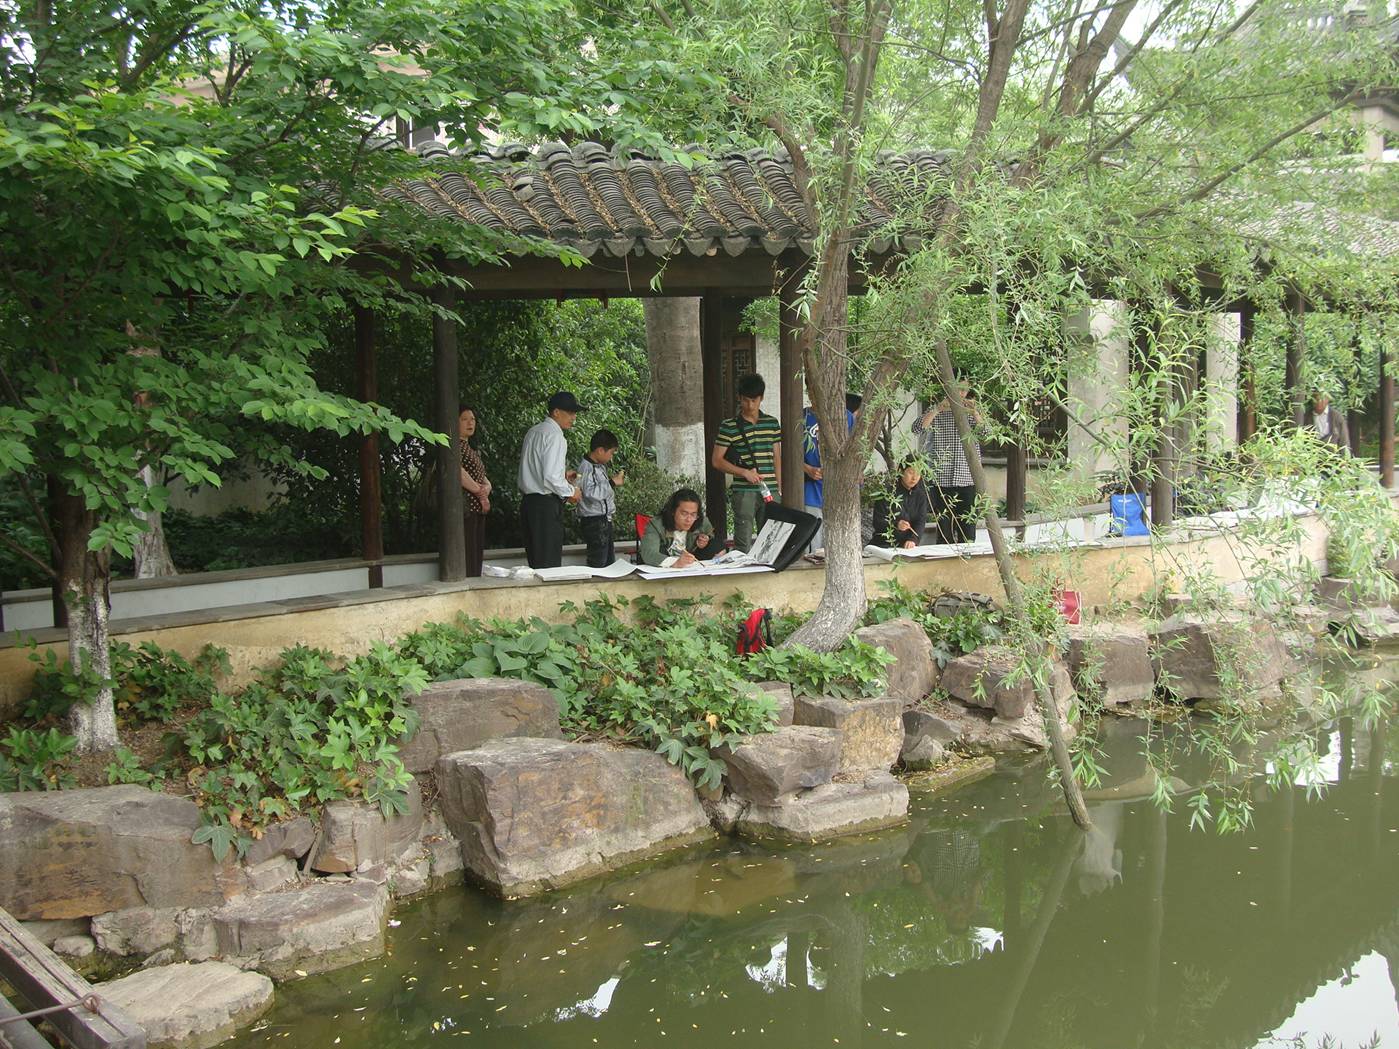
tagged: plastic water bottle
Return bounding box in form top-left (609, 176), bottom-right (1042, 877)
top-left (758, 481), bottom-right (773, 503)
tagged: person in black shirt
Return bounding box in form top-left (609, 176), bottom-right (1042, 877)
top-left (872, 459), bottom-right (932, 549)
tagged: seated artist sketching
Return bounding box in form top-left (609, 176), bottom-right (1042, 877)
top-left (639, 489), bottom-right (720, 568)
top-left (871, 459), bottom-right (932, 549)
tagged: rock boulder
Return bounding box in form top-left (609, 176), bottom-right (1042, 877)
top-left (940, 646), bottom-right (1075, 721)
top-left (754, 681), bottom-right (794, 726)
top-left (1149, 613), bottom-right (1293, 700)
top-left (101, 961), bottom-right (273, 1049)
top-left (718, 726), bottom-right (841, 804)
top-left (0, 786), bottom-right (246, 920)
top-left (733, 773), bottom-right (909, 843)
top-left (188, 881), bottom-right (389, 979)
top-left (398, 677), bottom-right (562, 774)
top-left (1065, 624), bottom-right (1154, 706)
top-left (436, 739), bottom-right (714, 897)
top-left (242, 816), bottom-right (315, 868)
top-left (900, 734), bottom-right (947, 771)
top-left (91, 906), bottom-right (180, 957)
top-left (307, 778), bottom-right (423, 874)
top-left (793, 695), bottom-right (903, 773)
top-left (852, 618), bottom-right (938, 706)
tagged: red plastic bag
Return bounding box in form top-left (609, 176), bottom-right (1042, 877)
top-left (1055, 588), bottom-right (1082, 625)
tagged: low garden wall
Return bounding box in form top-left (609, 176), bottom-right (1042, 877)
top-left (0, 511), bottom-right (1333, 720)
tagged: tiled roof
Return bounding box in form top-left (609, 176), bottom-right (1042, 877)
top-left (1254, 199), bottom-right (1399, 260)
top-left (383, 141), bottom-right (955, 259)
top-left (384, 141), bottom-right (1399, 266)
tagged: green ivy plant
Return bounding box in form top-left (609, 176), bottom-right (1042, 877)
top-left (0, 727), bottom-right (76, 791)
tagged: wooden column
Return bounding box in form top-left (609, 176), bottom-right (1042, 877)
top-left (1285, 291), bottom-right (1306, 426)
top-left (432, 286), bottom-right (466, 582)
top-left (1237, 303), bottom-right (1257, 443)
top-left (700, 293), bottom-right (728, 544)
top-left (354, 307), bottom-right (384, 589)
top-left (1381, 333), bottom-right (1395, 488)
top-left (778, 277), bottom-right (804, 509)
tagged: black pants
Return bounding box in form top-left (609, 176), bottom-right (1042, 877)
top-left (579, 514), bottom-right (614, 568)
top-left (463, 511), bottom-right (485, 577)
top-left (520, 493), bottom-right (564, 568)
top-left (931, 484), bottom-right (977, 544)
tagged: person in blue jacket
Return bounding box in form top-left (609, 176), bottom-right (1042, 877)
top-left (802, 394), bottom-right (859, 553)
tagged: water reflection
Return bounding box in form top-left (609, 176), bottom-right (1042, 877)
top-left (233, 666), bottom-right (1399, 1049)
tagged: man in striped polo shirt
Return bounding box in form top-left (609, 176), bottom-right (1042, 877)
top-left (711, 373), bottom-right (782, 552)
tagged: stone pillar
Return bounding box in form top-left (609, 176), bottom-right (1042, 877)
top-left (1205, 312), bottom-right (1240, 453)
top-left (643, 298), bottom-right (706, 479)
top-left (1064, 301), bottom-right (1130, 483)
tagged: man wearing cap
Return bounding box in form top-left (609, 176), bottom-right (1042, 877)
top-left (518, 392), bottom-right (583, 568)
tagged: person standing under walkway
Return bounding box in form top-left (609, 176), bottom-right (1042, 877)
top-left (913, 385), bottom-right (982, 544)
top-left (802, 395), bottom-right (857, 553)
top-left (711, 373), bottom-right (781, 552)
top-left (1304, 389), bottom-right (1350, 451)
top-left (577, 428), bottom-right (625, 567)
top-left (457, 406), bottom-right (491, 577)
top-left (518, 391), bottom-right (582, 568)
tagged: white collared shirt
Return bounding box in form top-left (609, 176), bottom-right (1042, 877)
top-left (518, 417), bottom-right (573, 498)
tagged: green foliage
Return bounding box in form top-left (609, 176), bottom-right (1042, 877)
top-left (864, 580), bottom-right (1004, 666)
top-left (0, 727), bottom-right (76, 791)
top-left (106, 746), bottom-right (166, 788)
top-left (180, 642), bottom-right (424, 857)
top-left (745, 641), bottom-right (893, 700)
top-left (26, 639), bottom-right (226, 725)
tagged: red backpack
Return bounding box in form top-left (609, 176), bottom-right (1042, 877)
top-left (737, 608), bottom-right (773, 655)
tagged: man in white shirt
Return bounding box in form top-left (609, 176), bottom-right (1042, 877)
top-left (1305, 390), bottom-right (1350, 451)
top-left (518, 391), bottom-right (583, 568)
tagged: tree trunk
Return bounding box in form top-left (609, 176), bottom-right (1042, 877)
top-left (787, 446), bottom-right (866, 649)
top-left (132, 465), bottom-right (178, 578)
top-left (929, 338), bottom-right (1091, 830)
top-left (56, 490), bottom-right (118, 754)
top-left (644, 298), bottom-right (706, 479)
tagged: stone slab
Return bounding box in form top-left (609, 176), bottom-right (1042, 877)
top-left (437, 738), bottom-right (714, 897)
top-left (91, 906), bottom-right (180, 957)
top-left (1066, 623), bottom-right (1154, 706)
top-left (853, 618), bottom-right (938, 706)
top-left (399, 677), bottom-right (562, 774)
top-left (793, 695), bottom-right (904, 773)
top-left (1149, 613), bottom-right (1293, 701)
top-left (940, 647), bottom-right (1075, 721)
top-left (0, 786), bottom-right (247, 920)
top-left (192, 881), bottom-right (389, 979)
top-left (733, 773), bottom-right (909, 843)
top-left (101, 961), bottom-right (273, 1049)
top-left (307, 778), bottom-right (423, 874)
top-left (754, 681), bottom-right (794, 726)
top-left (718, 726), bottom-right (840, 804)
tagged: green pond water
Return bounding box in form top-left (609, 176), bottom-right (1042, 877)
top-left (231, 661), bottom-right (1399, 1049)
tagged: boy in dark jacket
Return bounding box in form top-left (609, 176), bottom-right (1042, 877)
top-left (872, 459), bottom-right (932, 549)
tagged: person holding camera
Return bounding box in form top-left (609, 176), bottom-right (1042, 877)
top-left (711, 373), bottom-right (781, 552)
top-left (913, 383), bottom-right (983, 544)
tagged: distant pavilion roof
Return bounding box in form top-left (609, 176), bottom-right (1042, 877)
top-left (383, 140), bottom-right (953, 262)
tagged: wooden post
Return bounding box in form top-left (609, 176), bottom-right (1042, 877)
top-left (1237, 303), bottom-right (1257, 443)
top-left (778, 277), bottom-right (804, 509)
top-left (1285, 290), bottom-right (1306, 427)
top-left (1381, 334), bottom-right (1395, 488)
top-left (354, 307), bottom-right (384, 589)
top-left (432, 286), bottom-right (466, 582)
top-left (700, 293), bottom-right (728, 544)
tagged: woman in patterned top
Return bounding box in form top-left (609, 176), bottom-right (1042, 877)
top-left (912, 384), bottom-right (983, 544)
top-left (457, 406), bottom-right (491, 577)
